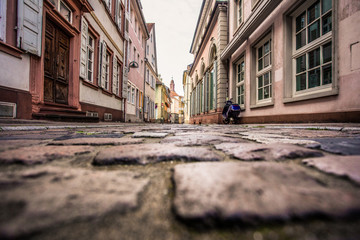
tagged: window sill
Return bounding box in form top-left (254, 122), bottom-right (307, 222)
top-left (250, 100), bottom-right (274, 109)
top-left (0, 41), bottom-right (23, 59)
top-left (101, 89), bottom-right (113, 96)
top-left (81, 79), bottom-right (99, 90)
top-left (284, 88), bottom-right (338, 104)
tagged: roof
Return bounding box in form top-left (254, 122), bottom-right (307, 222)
top-left (147, 23), bottom-right (155, 32)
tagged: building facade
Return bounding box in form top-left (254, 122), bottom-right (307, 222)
top-left (0, 0), bottom-right (128, 122)
top-left (170, 79), bottom-right (184, 124)
top-left (189, 0), bottom-right (229, 124)
top-left (182, 64), bottom-right (192, 124)
top-left (155, 79), bottom-right (171, 123)
top-left (80, 0), bottom-right (126, 121)
top-left (125, 0), bottom-right (149, 122)
top-left (221, 0), bottom-right (360, 123)
top-left (144, 23), bottom-right (157, 122)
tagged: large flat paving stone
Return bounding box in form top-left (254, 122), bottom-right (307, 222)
top-left (162, 133), bottom-right (244, 146)
top-left (93, 143), bottom-right (221, 165)
top-left (309, 137), bottom-right (360, 155)
top-left (49, 137), bottom-right (143, 146)
top-left (0, 166), bottom-right (149, 238)
top-left (132, 132), bottom-right (169, 138)
top-left (0, 145), bottom-right (93, 165)
top-left (0, 140), bottom-right (47, 152)
top-left (303, 156), bottom-right (360, 185)
top-left (239, 132), bottom-right (320, 146)
top-left (215, 143), bottom-right (323, 161)
top-left (173, 162), bottom-right (360, 224)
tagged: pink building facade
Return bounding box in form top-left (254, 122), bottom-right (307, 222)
top-left (222, 0), bottom-right (360, 123)
top-left (125, 0), bottom-right (149, 122)
top-left (188, 0), bottom-right (360, 123)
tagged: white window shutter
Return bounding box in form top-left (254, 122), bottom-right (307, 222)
top-left (0, 0), bottom-right (7, 41)
top-left (98, 41), bottom-right (103, 87)
top-left (112, 56), bottom-right (117, 95)
top-left (17, 0), bottom-right (43, 56)
top-left (80, 17), bottom-right (88, 79)
top-left (101, 41), bottom-right (107, 89)
top-left (114, 0), bottom-right (119, 27)
top-left (122, 67), bottom-right (128, 98)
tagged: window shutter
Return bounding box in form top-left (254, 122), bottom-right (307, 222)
top-left (114, 0), bottom-right (119, 27)
top-left (101, 41), bottom-right (107, 89)
top-left (122, 67), bottom-right (128, 98)
top-left (0, 0), bottom-right (7, 41)
top-left (112, 56), bottom-right (117, 94)
top-left (17, 0), bottom-right (43, 56)
top-left (80, 17), bottom-right (88, 79)
top-left (98, 41), bottom-right (103, 87)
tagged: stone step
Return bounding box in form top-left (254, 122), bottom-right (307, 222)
top-left (32, 113), bottom-right (99, 123)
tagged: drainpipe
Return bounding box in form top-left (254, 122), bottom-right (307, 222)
top-left (143, 57), bottom-right (147, 122)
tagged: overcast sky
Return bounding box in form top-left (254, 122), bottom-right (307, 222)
top-left (141, 0), bottom-right (203, 96)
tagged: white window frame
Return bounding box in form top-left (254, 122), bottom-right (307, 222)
top-left (255, 33), bottom-right (272, 103)
top-left (105, 0), bottom-right (112, 11)
top-left (0, 0), bottom-right (6, 41)
top-left (51, 0), bottom-right (72, 23)
top-left (86, 34), bottom-right (95, 82)
top-left (236, 57), bottom-right (245, 108)
top-left (117, 1), bottom-right (122, 29)
top-left (291, 0), bottom-right (333, 97)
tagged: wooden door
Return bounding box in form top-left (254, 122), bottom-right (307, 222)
top-left (44, 20), bottom-right (69, 104)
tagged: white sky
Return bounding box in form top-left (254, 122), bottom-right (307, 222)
top-left (140, 0), bottom-right (203, 96)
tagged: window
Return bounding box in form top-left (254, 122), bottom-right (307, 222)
top-left (151, 76), bottom-right (154, 88)
top-left (256, 35), bottom-right (272, 102)
top-left (236, 58), bottom-right (245, 106)
top-left (127, 85), bottom-right (131, 102)
top-left (293, 0), bottom-right (332, 93)
top-left (131, 87), bottom-right (135, 104)
top-left (115, 61), bottom-right (121, 95)
top-left (105, 0), bottom-right (111, 11)
top-left (86, 34), bottom-right (95, 82)
top-left (236, 0), bottom-right (243, 27)
top-left (50, 0), bottom-right (72, 23)
top-left (104, 51), bottom-right (110, 90)
top-left (117, 2), bottom-right (123, 30)
top-left (146, 69), bottom-right (149, 83)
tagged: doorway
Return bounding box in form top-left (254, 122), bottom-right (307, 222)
top-left (44, 20), bottom-right (70, 105)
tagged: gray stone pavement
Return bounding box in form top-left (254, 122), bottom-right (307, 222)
top-left (0, 120), bottom-right (360, 239)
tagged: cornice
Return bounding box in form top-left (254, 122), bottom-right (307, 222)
top-left (220, 0), bottom-right (282, 60)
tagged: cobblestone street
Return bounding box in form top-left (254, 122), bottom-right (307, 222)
top-left (0, 121), bottom-right (360, 240)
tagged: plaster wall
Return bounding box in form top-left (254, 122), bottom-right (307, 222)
top-left (0, 52), bottom-right (30, 91)
top-left (80, 85), bottom-right (123, 111)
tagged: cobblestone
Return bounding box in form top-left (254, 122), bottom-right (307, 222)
top-left (173, 162), bottom-right (360, 224)
top-left (93, 143), bottom-right (222, 165)
top-left (0, 166), bottom-right (149, 238)
top-left (215, 143), bottom-right (323, 161)
top-left (0, 122), bottom-right (359, 239)
top-left (49, 137), bottom-right (143, 146)
top-left (0, 146), bottom-right (93, 165)
top-left (303, 155), bottom-right (360, 185)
